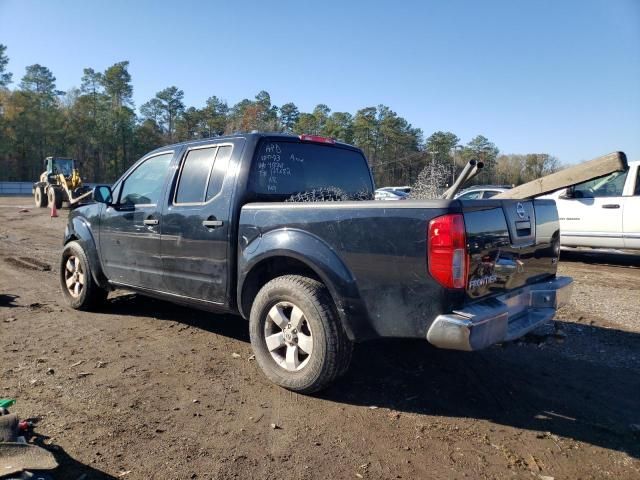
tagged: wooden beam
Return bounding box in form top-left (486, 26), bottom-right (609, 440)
top-left (493, 151), bottom-right (628, 199)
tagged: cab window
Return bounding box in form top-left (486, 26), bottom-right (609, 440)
top-left (572, 170), bottom-right (628, 198)
top-left (119, 152), bottom-right (173, 206)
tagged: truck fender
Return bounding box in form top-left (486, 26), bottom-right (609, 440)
top-left (64, 216), bottom-right (110, 290)
top-left (238, 228), bottom-right (375, 341)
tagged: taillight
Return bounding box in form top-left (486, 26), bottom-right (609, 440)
top-left (428, 213), bottom-right (468, 289)
top-left (299, 134), bottom-right (336, 144)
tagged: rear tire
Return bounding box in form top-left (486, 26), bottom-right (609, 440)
top-left (249, 275), bottom-right (353, 393)
top-left (60, 241), bottom-right (108, 310)
top-left (34, 186), bottom-right (47, 208)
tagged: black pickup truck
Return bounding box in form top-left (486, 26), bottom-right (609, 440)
top-left (60, 133), bottom-right (573, 392)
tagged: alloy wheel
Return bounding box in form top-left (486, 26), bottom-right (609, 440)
top-left (64, 255), bottom-right (85, 298)
top-left (264, 301), bottom-right (314, 372)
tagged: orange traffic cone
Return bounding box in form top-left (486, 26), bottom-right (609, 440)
top-left (50, 201), bottom-right (58, 218)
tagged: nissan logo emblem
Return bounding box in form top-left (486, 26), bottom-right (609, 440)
top-left (516, 202), bottom-right (526, 219)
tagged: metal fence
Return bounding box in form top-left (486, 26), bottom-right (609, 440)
top-left (0, 182), bottom-right (33, 196)
top-left (0, 182), bottom-right (97, 196)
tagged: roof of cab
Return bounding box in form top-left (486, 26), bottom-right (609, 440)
top-left (147, 132), bottom-right (361, 156)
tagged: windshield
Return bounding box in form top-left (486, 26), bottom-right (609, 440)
top-left (52, 159), bottom-right (73, 176)
top-left (249, 141), bottom-right (373, 200)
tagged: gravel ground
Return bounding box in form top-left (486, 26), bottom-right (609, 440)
top-left (1, 197), bottom-right (639, 480)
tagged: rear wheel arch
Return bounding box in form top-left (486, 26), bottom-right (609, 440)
top-left (240, 255), bottom-right (325, 319)
top-left (239, 252), bottom-right (372, 341)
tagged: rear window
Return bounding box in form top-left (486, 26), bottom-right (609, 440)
top-left (249, 141), bottom-right (373, 199)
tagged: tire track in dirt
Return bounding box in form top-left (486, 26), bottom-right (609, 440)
top-left (4, 257), bottom-right (51, 271)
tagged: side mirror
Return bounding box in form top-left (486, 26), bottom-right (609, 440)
top-left (559, 188), bottom-right (574, 200)
top-left (93, 185), bottom-right (113, 205)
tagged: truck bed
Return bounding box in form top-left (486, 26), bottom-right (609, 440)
top-left (238, 198), bottom-right (562, 342)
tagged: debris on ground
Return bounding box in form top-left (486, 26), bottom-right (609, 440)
top-left (0, 400), bottom-right (58, 476)
top-left (0, 398), bottom-right (16, 410)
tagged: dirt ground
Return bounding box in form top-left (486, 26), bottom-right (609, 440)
top-left (1, 196), bottom-right (639, 480)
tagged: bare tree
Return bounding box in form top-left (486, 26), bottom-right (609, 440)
top-left (410, 160), bottom-right (450, 199)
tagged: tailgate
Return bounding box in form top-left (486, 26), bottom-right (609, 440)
top-left (461, 198), bottom-right (560, 300)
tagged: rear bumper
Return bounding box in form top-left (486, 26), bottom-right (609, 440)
top-left (426, 276), bottom-right (573, 351)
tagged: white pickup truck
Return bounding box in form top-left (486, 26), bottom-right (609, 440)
top-left (541, 160), bottom-right (640, 250)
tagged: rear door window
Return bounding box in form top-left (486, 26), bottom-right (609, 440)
top-left (206, 146), bottom-right (232, 201)
top-left (249, 141), bottom-right (373, 199)
top-left (174, 144), bottom-right (234, 204)
top-left (175, 147), bottom-right (217, 204)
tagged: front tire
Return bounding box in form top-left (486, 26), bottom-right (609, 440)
top-left (249, 275), bottom-right (353, 393)
top-left (60, 241), bottom-right (108, 310)
top-left (48, 187), bottom-right (63, 209)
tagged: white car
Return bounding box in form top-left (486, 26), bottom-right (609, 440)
top-left (455, 185), bottom-right (511, 199)
top-left (541, 160), bottom-right (640, 250)
top-left (379, 186), bottom-right (412, 195)
top-left (375, 189), bottom-right (408, 201)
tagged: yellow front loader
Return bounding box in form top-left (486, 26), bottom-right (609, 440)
top-left (32, 157), bottom-right (93, 209)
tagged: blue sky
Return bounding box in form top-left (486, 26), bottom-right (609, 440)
top-left (1, 0), bottom-right (639, 164)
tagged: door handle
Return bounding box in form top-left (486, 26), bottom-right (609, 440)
top-left (143, 218), bottom-right (159, 225)
top-left (202, 219), bottom-right (223, 228)
top-left (602, 204), bottom-right (620, 209)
